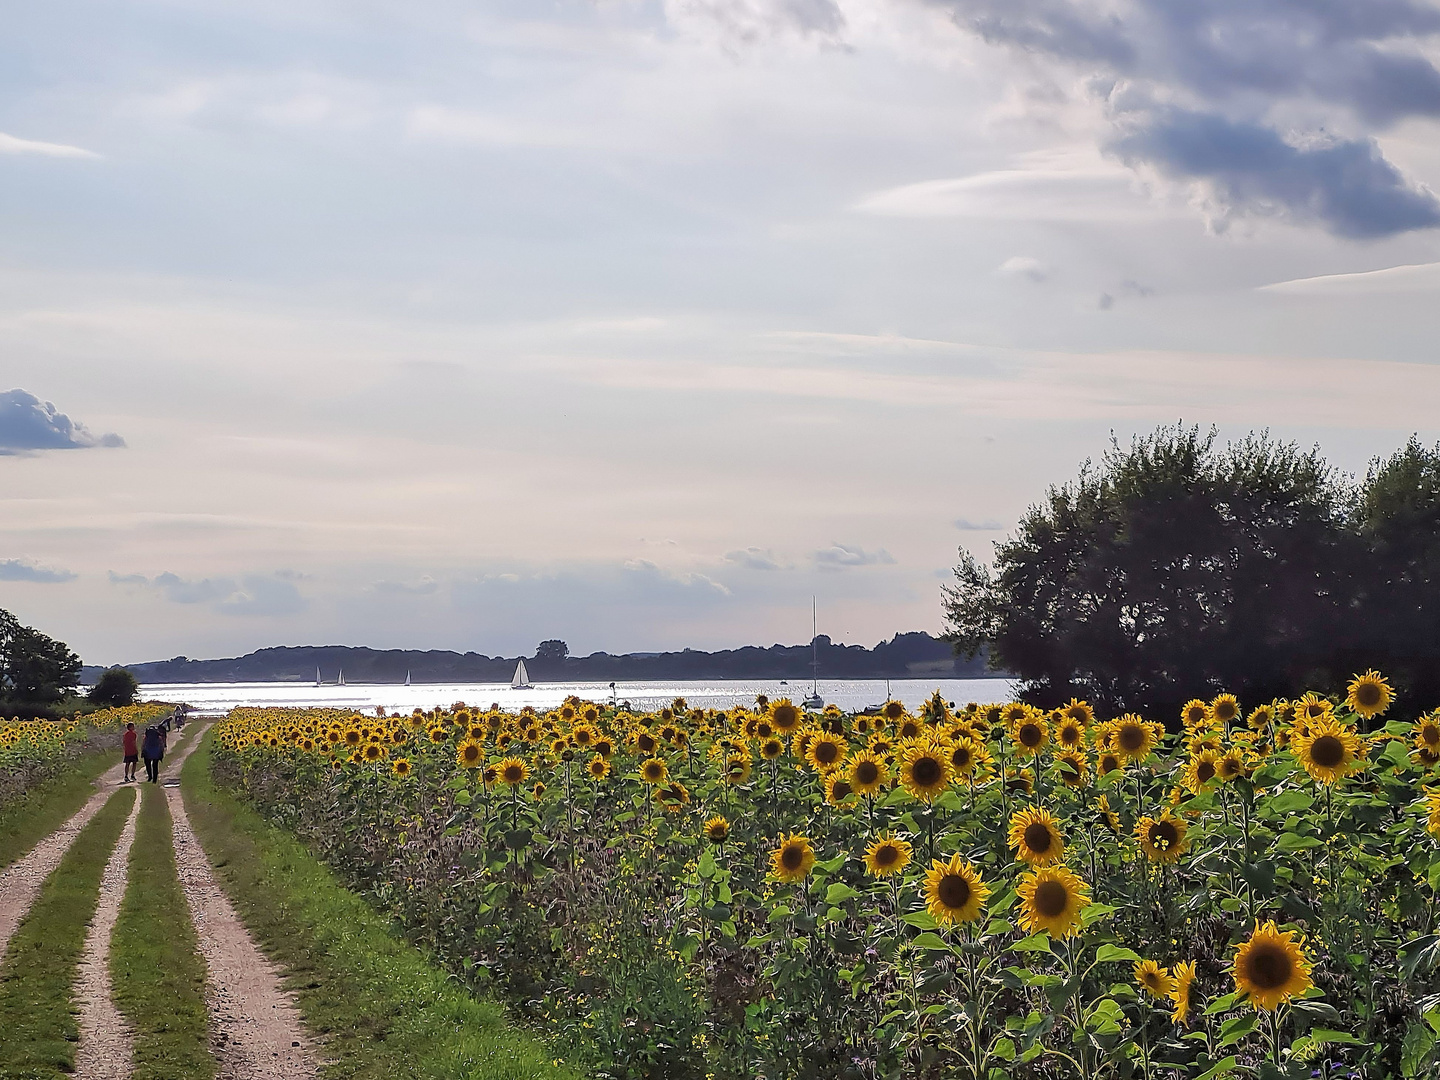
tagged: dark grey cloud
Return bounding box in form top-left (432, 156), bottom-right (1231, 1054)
top-left (930, 0), bottom-right (1440, 236)
top-left (0, 558), bottom-right (77, 583)
top-left (0, 389), bottom-right (125, 454)
top-left (1112, 108), bottom-right (1440, 237)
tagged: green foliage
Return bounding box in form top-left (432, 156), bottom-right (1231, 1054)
top-left (88, 668), bottom-right (139, 708)
top-left (0, 787), bottom-right (136, 1079)
top-left (0, 609), bottom-right (82, 717)
top-left (180, 732), bottom-right (572, 1080)
top-left (109, 784), bottom-right (213, 1080)
top-left (0, 747), bottom-right (111, 870)
top-left (945, 426), bottom-right (1440, 718)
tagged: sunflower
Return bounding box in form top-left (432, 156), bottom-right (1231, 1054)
top-left (1017, 866), bottom-right (1090, 940)
top-left (1007, 805), bottom-right (1064, 865)
top-left (923, 853), bottom-right (989, 924)
top-left (1180, 699), bottom-right (1212, 731)
top-left (1211, 694), bottom-right (1241, 726)
top-left (1097, 751), bottom-right (1123, 777)
top-left (1232, 921), bottom-right (1312, 1010)
top-left (1297, 693), bottom-right (1333, 723)
top-left (655, 781), bottom-right (690, 811)
top-left (1169, 960), bottom-right (1196, 1024)
top-left (770, 700), bottom-right (803, 733)
top-left (1054, 717), bottom-right (1086, 751)
top-left (363, 742), bottom-right (387, 762)
top-left (1054, 749), bottom-right (1089, 789)
top-left (1217, 749), bottom-right (1249, 781)
top-left (807, 732), bottom-right (847, 772)
top-left (899, 740), bottom-right (951, 802)
top-left (1112, 715), bottom-right (1157, 762)
top-left (1137, 814), bottom-right (1190, 864)
top-left (1010, 713), bottom-right (1049, 753)
top-left (344, 727), bottom-right (363, 747)
top-left (532, 781), bottom-right (547, 798)
top-left (640, 757), bottom-right (669, 785)
top-left (948, 737), bottom-right (989, 779)
top-left (1095, 794), bottom-right (1121, 833)
top-left (587, 755), bottom-right (611, 780)
top-left (704, 815), bottom-right (730, 844)
top-left (1346, 670), bottom-right (1393, 719)
top-left (882, 700), bottom-right (906, 722)
top-left (1134, 959), bottom-right (1175, 1000)
top-left (1416, 714), bottom-right (1440, 750)
top-left (497, 757), bottom-right (529, 787)
top-left (724, 754), bottom-right (753, 785)
top-left (895, 717), bottom-right (923, 741)
top-left (863, 832), bottom-right (912, 877)
top-left (1247, 704), bottom-right (1275, 733)
top-left (847, 750), bottom-right (889, 796)
top-left (824, 773), bottom-right (856, 806)
top-left (1062, 698), bottom-right (1094, 726)
top-left (1291, 718), bottom-right (1364, 784)
top-left (770, 833), bottom-right (816, 883)
top-left (391, 757), bottom-right (412, 777)
top-left (1182, 751), bottom-right (1221, 794)
top-left (759, 737), bottom-right (785, 761)
top-left (1004, 767), bottom-right (1034, 796)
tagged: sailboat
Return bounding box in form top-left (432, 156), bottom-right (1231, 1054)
top-left (337, 669), bottom-right (345, 687)
top-left (802, 597), bottom-right (824, 710)
top-left (511, 659), bottom-right (532, 690)
top-left (404, 671), bottom-right (411, 686)
top-left (314, 667), bottom-right (321, 688)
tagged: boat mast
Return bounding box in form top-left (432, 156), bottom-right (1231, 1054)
top-left (811, 596), bottom-right (818, 696)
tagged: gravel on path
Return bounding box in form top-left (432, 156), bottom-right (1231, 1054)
top-left (0, 724), bottom-right (198, 961)
top-left (72, 794), bottom-right (142, 1080)
top-left (168, 776), bottom-right (321, 1080)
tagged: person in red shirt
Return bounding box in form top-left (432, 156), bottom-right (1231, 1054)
top-left (122, 723), bottom-right (139, 783)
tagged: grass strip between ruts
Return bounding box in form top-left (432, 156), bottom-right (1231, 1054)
top-left (109, 782), bottom-right (214, 1080)
top-left (180, 728), bottom-right (575, 1080)
top-left (0, 749), bottom-right (114, 871)
top-left (0, 785), bottom-right (136, 1080)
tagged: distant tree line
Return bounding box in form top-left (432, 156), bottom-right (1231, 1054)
top-left (94, 631), bottom-right (994, 685)
top-left (944, 426), bottom-right (1440, 721)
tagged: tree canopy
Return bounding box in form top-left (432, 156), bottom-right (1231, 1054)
top-left (89, 666), bottom-right (140, 707)
top-left (944, 426), bottom-right (1440, 720)
top-left (0, 608), bottom-right (83, 716)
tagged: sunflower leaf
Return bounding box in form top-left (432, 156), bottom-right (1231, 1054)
top-left (1094, 944), bottom-right (1142, 964)
top-left (1010, 933), bottom-right (1052, 954)
top-left (911, 932), bottom-right (950, 952)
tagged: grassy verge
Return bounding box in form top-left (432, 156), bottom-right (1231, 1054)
top-left (0, 786), bottom-right (136, 1080)
top-left (0, 749), bottom-right (113, 870)
top-left (181, 730), bottom-right (574, 1080)
top-left (110, 783), bottom-right (213, 1080)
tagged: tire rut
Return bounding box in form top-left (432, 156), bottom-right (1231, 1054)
top-left (167, 783), bottom-right (321, 1080)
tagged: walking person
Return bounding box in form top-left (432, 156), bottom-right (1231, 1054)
top-left (141, 725), bottom-right (164, 783)
top-left (122, 722), bottom-right (139, 783)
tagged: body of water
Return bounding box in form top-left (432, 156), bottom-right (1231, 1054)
top-left (140, 677), bottom-right (1019, 716)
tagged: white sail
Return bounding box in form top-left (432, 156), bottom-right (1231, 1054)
top-left (337, 668), bottom-right (345, 686)
top-left (315, 667), bottom-right (321, 687)
top-left (511, 659), bottom-right (531, 688)
top-left (405, 671), bottom-right (411, 686)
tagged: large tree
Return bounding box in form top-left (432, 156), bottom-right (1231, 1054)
top-left (943, 426), bottom-right (1359, 720)
top-left (0, 608), bottom-right (83, 716)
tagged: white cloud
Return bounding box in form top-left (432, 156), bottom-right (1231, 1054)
top-left (998, 256), bottom-right (1050, 282)
top-left (0, 132), bottom-right (99, 158)
top-left (1258, 262), bottom-right (1440, 295)
top-left (812, 542), bottom-right (896, 569)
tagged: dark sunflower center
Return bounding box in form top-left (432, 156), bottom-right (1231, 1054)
top-left (875, 844), bottom-right (900, 867)
top-left (911, 756), bottom-right (942, 786)
top-left (1423, 725), bottom-right (1440, 746)
top-left (1216, 704), bottom-right (1237, 722)
top-left (831, 780), bottom-right (853, 800)
top-left (1034, 879), bottom-right (1069, 918)
top-left (1311, 734), bottom-right (1345, 769)
top-left (1149, 821), bottom-right (1178, 849)
top-left (1187, 708), bottom-right (1207, 725)
top-left (900, 721), bottom-right (920, 739)
top-left (1023, 822), bottom-right (1054, 854)
top-left (781, 845), bottom-right (804, 870)
top-left (1102, 755), bottom-right (1120, 773)
top-left (774, 705), bottom-right (799, 728)
top-left (645, 763), bottom-right (663, 778)
top-left (1061, 728), bottom-right (1080, 745)
top-left (937, 872), bottom-right (971, 909)
top-left (503, 766), bottom-right (522, 782)
top-left (885, 703), bottom-right (903, 720)
top-left (1197, 761), bottom-right (1216, 783)
top-left (855, 760), bottom-right (879, 784)
top-left (1356, 683), bottom-right (1383, 707)
top-left (1018, 724), bottom-right (1042, 748)
top-left (1119, 725), bottom-right (1145, 751)
top-left (952, 747), bottom-right (973, 768)
top-left (1246, 945), bottom-right (1293, 990)
top-left (815, 742), bottom-right (840, 765)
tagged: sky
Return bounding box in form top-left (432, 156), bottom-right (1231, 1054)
top-left (3, 0), bottom-right (1440, 666)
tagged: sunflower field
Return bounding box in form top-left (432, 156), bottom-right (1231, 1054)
top-left (211, 673), bottom-right (1440, 1080)
top-left (1, 703), bottom-right (172, 808)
